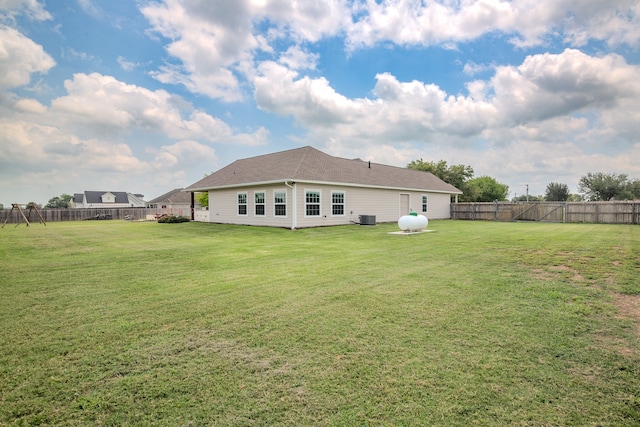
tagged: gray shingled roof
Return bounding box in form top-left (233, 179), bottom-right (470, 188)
top-left (186, 146), bottom-right (462, 194)
top-left (83, 191), bottom-right (130, 203)
top-left (148, 188), bottom-right (191, 204)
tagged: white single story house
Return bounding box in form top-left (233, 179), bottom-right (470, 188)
top-left (185, 146), bottom-right (462, 228)
top-left (147, 188), bottom-right (200, 216)
top-left (71, 191), bottom-right (146, 208)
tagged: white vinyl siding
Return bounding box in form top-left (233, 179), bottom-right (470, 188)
top-left (202, 185), bottom-right (452, 227)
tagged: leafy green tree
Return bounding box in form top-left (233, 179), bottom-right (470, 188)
top-left (45, 193), bottom-right (73, 208)
top-left (512, 194), bottom-right (543, 202)
top-left (464, 176), bottom-right (509, 202)
top-left (195, 192), bottom-right (208, 208)
top-left (194, 173), bottom-right (212, 208)
top-left (626, 179), bottom-right (640, 199)
top-left (578, 172), bottom-right (632, 201)
top-left (406, 159), bottom-right (474, 191)
top-left (545, 182), bottom-right (570, 201)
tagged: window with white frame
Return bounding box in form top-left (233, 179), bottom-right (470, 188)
top-left (255, 192), bottom-right (265, 216)
top-left (274, 191), bottom-right (286, 217)
top-left (305, 190), bottom-right (321, 216)
top-left (238, 193), bottom-right (247, 215)
top-left (332, 191), bottom-right (345, 216)
top-left (422, 195), bottom-right (428, 213)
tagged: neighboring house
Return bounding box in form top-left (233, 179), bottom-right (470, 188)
top-left (147, 188), bottom-right (200, 216)
top-left (71, 191), bottom-right (146, 208)
top-left (185, 146), bottom-right (462, 229)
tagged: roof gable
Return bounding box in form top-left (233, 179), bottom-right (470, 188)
top-left (148, 188), bottom-right (191, 204)
top-left (186, 146), bottom-right (462, 194)
top-left (83, 191), bottom-right (130, 204)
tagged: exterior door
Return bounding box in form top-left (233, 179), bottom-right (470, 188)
top-left (399, 193), bottom-right (410, 217)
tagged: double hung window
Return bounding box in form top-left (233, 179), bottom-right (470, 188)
top-left (332, 192), bottom-right (345, 216)
top-left (238, 193), bottom-right (247, 215)
top-left (255, 192), bottom-right (265, 216)
top-left (274, 191), bottom-right (287, 217)
top-left (305, 191), bottom-right (321, 217)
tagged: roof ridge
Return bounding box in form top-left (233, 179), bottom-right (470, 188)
top-left (291, 146), bottom-right (317, 178)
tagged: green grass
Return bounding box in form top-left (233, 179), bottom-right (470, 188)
top-left (0, 220), bottom-right (639, 426)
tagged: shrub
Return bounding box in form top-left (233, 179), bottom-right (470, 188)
top-left (157, 215), bottom-right (190, 223)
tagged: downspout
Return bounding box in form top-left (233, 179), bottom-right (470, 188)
top-left (284, 181), bottom-right (297, 230)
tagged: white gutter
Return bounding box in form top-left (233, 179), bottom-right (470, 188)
top-left (188, 179), bottom-right (462, 195)
top-left (284, 180), bottom-right (297, 230)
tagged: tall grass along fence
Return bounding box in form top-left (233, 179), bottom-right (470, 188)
top-left (1, 207), bottom-right (170, 225)
top-left (451, 201), bottom-right (640, 224)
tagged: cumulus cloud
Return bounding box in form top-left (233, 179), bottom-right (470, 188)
top-left (252, 47), bottom-right (640, 195)
top-left (14, 97), bottom-right (47, 114)
top-left (142, 0), bottom-right (259, 101)
top-left (256, 48), bottom-right (640, 145)
top-left (139, 0), bottom-right (640, 105)
top-left (50, 72), bottom-right (267, 145)
top-left (491, 49), bottom-right (640, 126)
top-left (346, 0), bottom-right (640, 49)
top-left (0, 26), bottom-right (55, 88)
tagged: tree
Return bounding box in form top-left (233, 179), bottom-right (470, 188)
top-left (626, 179), bottom-right (640, 199)
top-left (194, 172), bottom-right (211, 208)
top-left (195, 192), bottom-right (208, 208)
top-left (45, 193), bottom-right (73, 208)
top-left (512, 194), bottom-right (543, 202)
top-left (464, 176), bottom-right (509, 202)
top-left (545, 182), bottom-right (570, 201)
top-left (578, 172), bottom-right (632, 201)
top-left (406, 159), bottom-right (474, 191)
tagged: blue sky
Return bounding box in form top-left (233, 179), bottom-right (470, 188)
top-left (1, 0), bottom-right (639, 206)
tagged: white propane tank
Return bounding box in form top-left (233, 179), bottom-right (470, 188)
top-left (398, 212), bottom-right (428, 231)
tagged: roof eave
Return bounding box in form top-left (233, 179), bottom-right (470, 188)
top-left (187, 179), bottom-right (462, 195)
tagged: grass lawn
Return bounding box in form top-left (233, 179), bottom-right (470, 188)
top-left (0, 219), bottom-right (639, 426)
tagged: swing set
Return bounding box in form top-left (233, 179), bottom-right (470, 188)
top-left (1, 203), bottom-right (47, 228)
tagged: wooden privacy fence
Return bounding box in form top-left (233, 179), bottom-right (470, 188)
top-left (451, 201), bottom-right (640, 224)
top-left (1, 208), bottom-right (152, 224)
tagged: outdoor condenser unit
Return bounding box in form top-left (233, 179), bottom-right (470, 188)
top-left (359, 215), bottom-right (376, 225)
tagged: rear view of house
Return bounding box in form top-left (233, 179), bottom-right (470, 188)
top-left (186, 146), bottom-right (461, 228)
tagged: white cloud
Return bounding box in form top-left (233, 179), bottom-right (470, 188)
top-left (346, 1), bottom-right (640, 49)
top-left (490, 49), bottom-right (640, 126)
top-left (151, 139), bottom-right (218, 169)
top-left (13, 97), bottom-right (47, 113)
top-left (117, 55), bottom-right (138, 71)
top-left (50, 72), bottom-right (266, 145)
top-left (138, 1), bottom-right (639, 105)
top-left (253, 48), bottom-right (640, 194)
top-left (142, 0), bottom-right (260, 102)
top-left (0, 0), bottom-right (51, 22)
top-left (0, 26), bottom-right (55, 88)
top-left (278, 45), bottom-right (319, 71)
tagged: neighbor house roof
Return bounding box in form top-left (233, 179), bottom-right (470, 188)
top-left (147, 188), bottom-right (191, 204)
top-left (83, 191), bottom-right (130, 203)
top-left (186, 146), bottom-right (462, 194)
